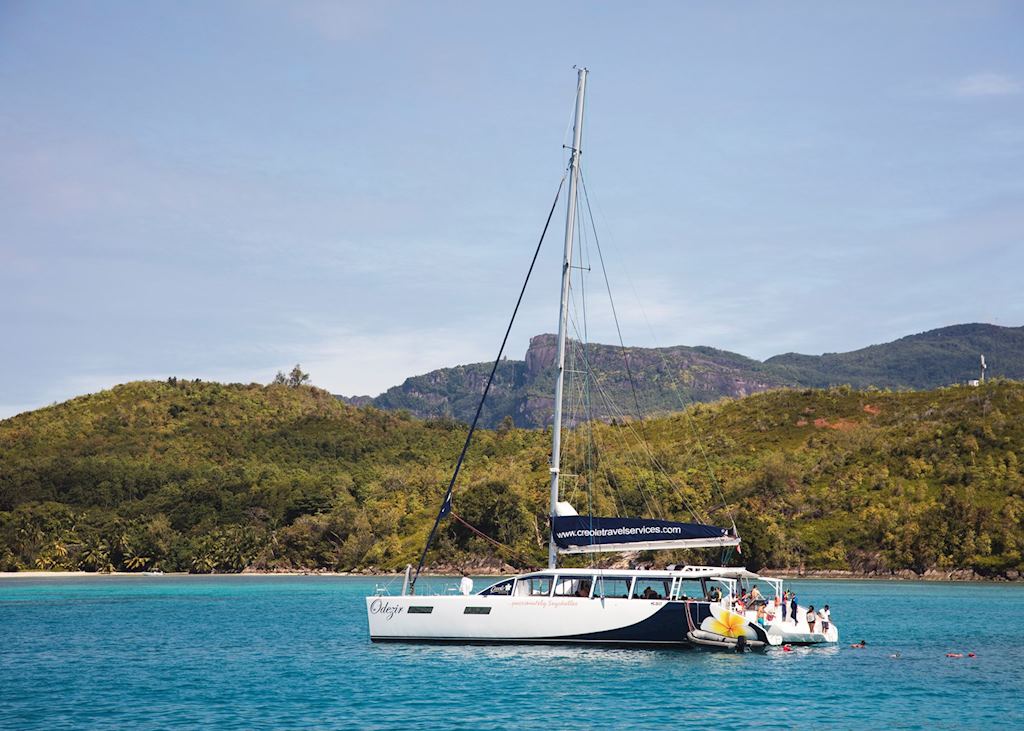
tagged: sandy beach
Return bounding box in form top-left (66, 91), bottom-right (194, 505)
top-left (1, 568), bottom-right (1019, 581)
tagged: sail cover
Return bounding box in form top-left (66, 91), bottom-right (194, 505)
top-left (552, 516), bottom-right (739, 554)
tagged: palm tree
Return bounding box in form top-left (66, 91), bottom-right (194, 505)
top-left (80, 540), bottom-right (111, 572)
top-left (190, 554), bottom-right (216, 574)
top-left (16, 523), bottom-right (45, 562)
top-left (109, 527), bottom-right (133, 569)
top-left (125, 554), bottom-right (150, 571)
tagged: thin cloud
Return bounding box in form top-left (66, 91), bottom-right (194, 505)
top-left (285, 324), bottom-right (497, 398)
top-left (951, 73), bottom-right (1022, 99)
top-left (284, 0), bottom-right (393, 43)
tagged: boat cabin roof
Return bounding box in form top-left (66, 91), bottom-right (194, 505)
top-left (509, 566), bottom-right (765, 581)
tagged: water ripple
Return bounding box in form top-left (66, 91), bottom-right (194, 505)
top-left (1, 576), bottom-right (1022, 729)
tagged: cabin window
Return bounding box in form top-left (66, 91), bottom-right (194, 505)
top-left (632, 578), bottom-right (671, 600)
top-left (480, 579), bottom-right (514, 596)
top-left (675, 579), bottom-right (706, 600)
top-left (463, 607), bottom-right (491, 615)
top-left (515, 576), bottom-right (553, 596)
top-left (592, 576), bottom-right (632, 599)
top-left (704, 582), bottom-right (726, 602)
top-left (408, 606), bottom-right (433, 614)
top-left (553, 575), bottom-right (594, 598)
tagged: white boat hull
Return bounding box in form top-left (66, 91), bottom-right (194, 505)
top-left (765, 613), bottom-right (840, 645)
top-left (736, 602), bottom-right (840, 645)
top-left (367, 594), bottom-right (774, 646)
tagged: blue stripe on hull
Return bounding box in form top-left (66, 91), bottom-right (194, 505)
top-left (557, 601), bottom-right (710, 643)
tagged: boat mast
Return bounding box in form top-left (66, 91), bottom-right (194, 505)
top-left (548, 67), bottom-right (587, 570)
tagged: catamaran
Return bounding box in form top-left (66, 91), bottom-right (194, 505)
top-left (365, 69), bottom-right (838, 649)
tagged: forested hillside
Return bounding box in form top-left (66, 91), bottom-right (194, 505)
top-left (2, 378), bottom-right (1022, 578)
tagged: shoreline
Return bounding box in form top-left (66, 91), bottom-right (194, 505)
top-left (756, 567), bottom-right (1021, 582)
top-left (2, 568), bottom-right (1020, 582)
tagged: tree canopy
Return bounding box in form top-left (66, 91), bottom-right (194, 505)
top-left (1, 378), bottom-right (1022, 577)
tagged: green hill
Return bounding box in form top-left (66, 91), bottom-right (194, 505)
top-left (342, 324), bottom-right (1024, 427)
top-left (766, 323), bottom-right (1024, 389)
top-left (2, 378), bottom-right (1023, 578)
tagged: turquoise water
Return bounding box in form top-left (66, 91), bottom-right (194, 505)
top-left (2, 576), bottom-right (1022, 729)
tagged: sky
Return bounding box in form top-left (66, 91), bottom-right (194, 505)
top-left (1, 1), bottom-right (1022, 418)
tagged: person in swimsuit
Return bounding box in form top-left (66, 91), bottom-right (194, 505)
top-left (806, 604), bottom-right (816, 632)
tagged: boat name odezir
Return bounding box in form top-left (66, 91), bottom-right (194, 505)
top-left (369, 598), bottom-right (405, 620)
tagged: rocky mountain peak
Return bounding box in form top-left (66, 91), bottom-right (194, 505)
top-left (525, 334), bottom-right (558, 375)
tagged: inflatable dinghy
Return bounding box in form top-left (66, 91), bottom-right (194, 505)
top-left (687, 629), bottom-right (768, 651)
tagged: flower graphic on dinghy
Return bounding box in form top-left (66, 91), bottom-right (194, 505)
top-left (702, 604), bottom-right (752, 639)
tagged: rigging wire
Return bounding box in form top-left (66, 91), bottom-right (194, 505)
top-left (578, 170), bottom-right (738, 534)
top-left (449, 511), bottom-right (537, 567)
top-left (565, 204), bottom-right (668, 520)
top-left (561, 92), bottom-right (581, 173)
top-left (409, 173), bottom-right (566, 593)
top-left (562, 182), bottom-right (669, 520)
top-left (562, 176), bottom-right (667, 521)
top-left (566, 303), bottom-right (647, 516)
top-left (576, 168), bottom-right (714, 524)
top-left (564, 328), bottom-right (679, 521)
top-left (582, 173), bottom-right (649, 431)
top-left (570, 180), bottom-right (598, 557)
top-left (564, 313), bottom-right (642, 517)
top-left (578, 169), bottom-right (691, 520)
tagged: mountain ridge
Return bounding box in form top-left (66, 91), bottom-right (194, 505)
top-left (339, 323), bottom-right (1024, 427)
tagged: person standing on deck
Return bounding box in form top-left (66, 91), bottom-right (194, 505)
top-left (781, 590), bottom-right (789, 622)
top-left (790, 592), bottom-right (799, 624)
